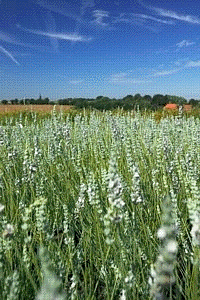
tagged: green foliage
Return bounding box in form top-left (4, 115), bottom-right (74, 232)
top-left (167, 95), bottom-right (187, 105)
top-left (189, 99), bottom-right (199, 106)
top-left (2, 93), bottom-right (199, 111)
top-left (1, 100), bottom-right (8, 104)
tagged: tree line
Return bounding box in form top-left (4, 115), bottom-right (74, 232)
top-left (1, 94), bottom-right (200, 110)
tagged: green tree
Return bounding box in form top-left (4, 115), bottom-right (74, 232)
top-left (189, 98), bottom-right (199, 106)
top-left (1, 100), bottom-right (8, 104)
top-left (25, 98), bottom-right (31, 104)
top-left (101, 97), bottom-right (110, 101)
top-left (43, 97), bottom-right (50, 104)
top-left (11, 98), bottom-right (19, 104)
top-left (133, 93), bottom-right (142, 101)
top-left (143, 95), bottom-right (152, 102)
top-left (122, 95), bottom-right (134, 101)
top-left (151, 94), bottom-right (167, 109)
top-left (96, 96), bottom-right (104, 100)
top-left (167, 95), bottom-right (187, 105)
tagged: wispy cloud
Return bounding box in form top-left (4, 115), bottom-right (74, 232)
top-left (138, 1), bottom-right (200, 26)
top-left (109, 60), bottom-right (200, 85)
top-left (0, 29), bottom-right (56, 53)
top-left (185, 60), bottom-right (200, 68)
top-left (132, 13), bottom-right (174, 25)
top-left (151, 60), bottom-right (200, 77)
top-left (110, 56), bottom-right (200, 85)
top-left (148, 59), bottom-right (200, 77)
top-left (150, 68), bottom-right (180, 77)
top-left (113, 13), bottom-right (160, 32)
top-left (173, 58), bottom-right (190, 66)
top-left (110, 66), bottom-right (183, 84)
top-left (147, 60), bottom-right (200, 78)
top-left (156, 38), bottom-right (197, 55)
top-left (0, 46), bottom-right (20, 65)
top-left (176, 40), bottom-right (195, 48)
top-left (92, 10), bottom-right (110, 26)
top-left (17, 24), bottom-right (92, 42)
top-left (152, 7), bottom-right (200, 25)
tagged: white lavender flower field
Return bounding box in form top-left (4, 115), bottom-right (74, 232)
top-left (0, 109), bottom-right (200, 299)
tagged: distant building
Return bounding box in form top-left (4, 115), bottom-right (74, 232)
top-left (183, 104), bottom-right (192, 112)
top-left (164, 103), bottom-right (193, 112)
top-left (164, 103), bottom-right (178, 110)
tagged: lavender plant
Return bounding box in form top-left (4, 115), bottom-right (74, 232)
top-left (0, 110), bottom-right (200, 299)
top-left (149, 195), bottom-right (178, 300)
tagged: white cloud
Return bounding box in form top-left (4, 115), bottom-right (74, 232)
top-left (113, 13), bottom-right (160, 32)
top-left (110, 58), bottom-right (200, 87)
top-left (156, 38), bottom-right (197, 55)
top-left (150, 59), bottom-right (200, 76)
top-left (185, 60), bottom-right (200, 67)
top-left (0, 28), bottom-right (62, 53)
top-left (173, 58), bottom-right (189, 66)
top-left (153, 7), bottom-right (200, 24)
top-left (151, 68), bottom-right (180, 77)
top-left (93, 10), bottom-right (109, 26)
top-left (176, 40), bottom-right (195, 48)
top-left (110, 67), bottom-right (181, 84)
top-left (132, 13), bottom-right (174, 25)
top-left (17, 25), bottom-right (92, 42)
top-left (0, 45), bottom-right (20, 65)
top-left (39, 31), bottom-right (92, 42)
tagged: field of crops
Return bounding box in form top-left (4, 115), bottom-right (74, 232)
top-left (0, 109), bottom-right (200, 299)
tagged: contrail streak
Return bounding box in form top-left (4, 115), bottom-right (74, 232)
top-left (0, 45), bottom-right (20, 65)
top-left (17, 24), bottom-right (92, 42)
top-left (0, 30), bottom-right (58, 53)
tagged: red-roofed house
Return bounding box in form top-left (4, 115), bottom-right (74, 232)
top-left (164, 103), bottom-right (178, 110)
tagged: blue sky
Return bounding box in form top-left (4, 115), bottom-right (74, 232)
top-left (1, 0), bottom-right (200, 100)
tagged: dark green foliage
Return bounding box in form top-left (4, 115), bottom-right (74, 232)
top-left (1, 93), bottom-right (199, 111)
top-left (189, 98), bottom-right (199, 106)
top-left (1, 100), bottom-right (8, 104)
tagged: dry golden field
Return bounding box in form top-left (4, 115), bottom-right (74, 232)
top-left (0, 104), bottom-right (72, 115)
